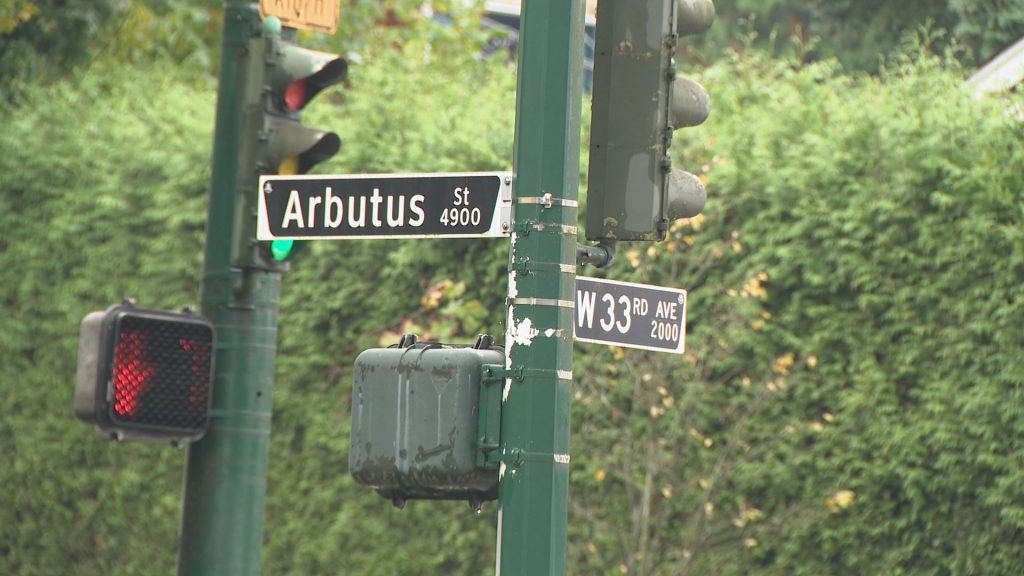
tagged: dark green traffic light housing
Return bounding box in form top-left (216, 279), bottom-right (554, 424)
top-left (586, 0), bottom-right (714, 242)
top-left (233, 16), bottom-right (346, 270)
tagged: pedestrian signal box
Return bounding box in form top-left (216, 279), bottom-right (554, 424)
top-left (350, 335), bottom-right (504, 510)
top-left (74, 303), bottom-right (215, 445)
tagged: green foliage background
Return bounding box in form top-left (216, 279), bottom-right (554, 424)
top-left (2, 3), bottom-right (1024, 576)
top-left (704, 0), bottom-right (1024, 71)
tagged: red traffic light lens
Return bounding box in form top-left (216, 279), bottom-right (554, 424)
top-left (285, 79), bottom-right (307, 111)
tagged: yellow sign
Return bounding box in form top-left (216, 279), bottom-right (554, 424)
top-left (260, 0), bottom-right (338, 34)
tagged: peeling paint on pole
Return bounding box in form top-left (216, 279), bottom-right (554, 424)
top-left (510, 317), bottom-right (539, 346)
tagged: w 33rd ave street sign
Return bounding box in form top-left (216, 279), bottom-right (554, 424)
top-left (575, 276), bottom-right (687, 354)
top-left (257, 172), bottom-right (513, 240)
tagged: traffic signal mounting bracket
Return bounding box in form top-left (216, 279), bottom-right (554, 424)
top-left (479, 363), bottom-right (521, 469)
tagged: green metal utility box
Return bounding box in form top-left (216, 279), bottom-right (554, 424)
top-left (349, 336), bottom-right (503, 508)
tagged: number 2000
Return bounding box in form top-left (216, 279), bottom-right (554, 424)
top-left (650, 320), bottom-right (680, 342)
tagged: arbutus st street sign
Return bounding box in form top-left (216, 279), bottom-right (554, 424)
top-left (257, 172), bottom-right (513, 240)
top-left (575, 276), bottom-right (687, 354)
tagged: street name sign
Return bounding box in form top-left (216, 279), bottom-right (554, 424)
top-left (257, 172), bottom-right (513, 240)
top-left (575, 276), bottom-right (687, 354)
top-left (259, 0), bottom-right (339, 34)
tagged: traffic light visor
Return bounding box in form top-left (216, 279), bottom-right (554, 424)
top-left (274, 45), bottom-right (348, 111)
top-left (266, 117), bottom-right (341, 174)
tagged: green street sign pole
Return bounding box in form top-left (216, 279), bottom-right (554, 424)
top-left (177, 4), bottom-right (281, 575)
top-left (498, 0), bottom-right (584, 574)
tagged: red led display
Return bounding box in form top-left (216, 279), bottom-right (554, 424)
top-left (112, 330), bottom-right (154, 417)
top-left (106, 312), bottom-right (214, 433)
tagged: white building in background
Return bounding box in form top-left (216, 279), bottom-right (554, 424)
top-left (967, 36), bottom-right (1024, 95)
top-left (456, 0), bottom-right (598, 90)
top-left (480, 0), bottom-right (597, 20)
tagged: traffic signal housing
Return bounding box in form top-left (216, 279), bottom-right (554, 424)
top-left (74, 303), bottom-right (215, 444)
top-left (586, 0), bottom-right (714, 242)
top-left (349, 335), bottom-right (504, 510)
top-left (234, 17), bottom-right (346, 269)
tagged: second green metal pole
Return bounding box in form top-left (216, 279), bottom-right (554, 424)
top-left (499, 1), bottom-right (585, 574)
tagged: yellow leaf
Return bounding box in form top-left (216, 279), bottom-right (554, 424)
top-left (704, 502), bottom-right (715, 519)
top-left (772, 353), bottom-right (795, 375)
top-left (594, 469), bottom-right (607, 483)
top-left (420, 279), bottom-right (454, 310)
top-left (826, 489), bottom-right (856, 513)
top-left (743, 506), bottom-right (765, 523)
top-left (742, 275), bottom-right (768, 299)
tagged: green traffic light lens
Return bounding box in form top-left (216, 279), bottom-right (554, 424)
top-left (270, 239), bottom-right (294, 261)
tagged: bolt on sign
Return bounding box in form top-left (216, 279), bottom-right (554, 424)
top-left (260, 0), bottom-right (338, 34)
